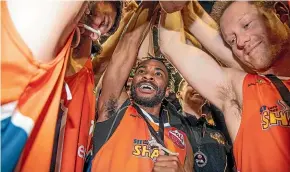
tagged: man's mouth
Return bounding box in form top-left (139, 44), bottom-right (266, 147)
top-left (189, 91), bottom-right (203, 99)
top-left (82, 24), bottom-right (101, 41)
top-left (245, 41), bottom-right (262, 55)
top-left (137, 82), bottom-right (157, 94)
top-left (140, 84), bottom-right (154, 90)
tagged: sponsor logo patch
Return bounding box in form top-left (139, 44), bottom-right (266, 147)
top-left (132, 137), bottom-right (160, 161)
top-left (248, 78), bottom-right (267, 87)
top-left (168, 130), bottom-right (185, 149)
top-left (260, 100), bottom-right (290, 130)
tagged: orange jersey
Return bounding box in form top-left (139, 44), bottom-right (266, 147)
top-left (1, 1), bottom-right (73, 171)
top-left (234, 74), bottom-right (290, 172)
top-left (91, 105), bottom-right (188, 172)
top-left (53, 60), bottom-right (95, 172)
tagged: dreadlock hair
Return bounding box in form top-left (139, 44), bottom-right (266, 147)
top-left (211, 1), bottom-right (276, 24)
top-left (131, 55), bottom-right (177, 92)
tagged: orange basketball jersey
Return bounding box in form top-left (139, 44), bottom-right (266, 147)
top-left (234, 74), bottom-right (290, 172)
top-left (52, 59), bottom-right (96, 172)
top-left (91, 105), bottom-right (188, 172)
top-left (1, 1), bottom-right (73, 171)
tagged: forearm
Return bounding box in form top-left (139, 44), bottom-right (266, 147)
top-left (160, 28), bottom-right (226, 110)
top-left (102, 36), bottom-right (139, 96)
top-left (187, 17), bottom-right (243, 70)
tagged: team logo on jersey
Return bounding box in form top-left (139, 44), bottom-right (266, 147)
top-left (260, 100), bottom-right (290, 130)
top-left (168, 130), bottom-right (185, 149)
top-left (248, 78), bottom-right (267, 87)
top-left (194, 150), bottom-right (207, 167)
top-left (210, 132), bottom-right (225, 145)
top-left (78, 145), bottom-right (86, 159)
top-left (132, 137), bottom-right (160, 161)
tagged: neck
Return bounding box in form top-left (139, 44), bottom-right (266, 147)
top-left (260, 48), bottom-right (290, 77)
top-left (139, 104), bottom-right (162, 117)
top-left (182, 102), bottom-right (202, 119)
top-left (73, 36), bottom-right (92, 59)
top-left (66, 36), bottom-right (92, 76)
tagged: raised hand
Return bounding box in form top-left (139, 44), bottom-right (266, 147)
top-left (159, 1), bottom-right (189, 13)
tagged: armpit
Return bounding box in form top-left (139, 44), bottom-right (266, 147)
top-left (218, 84), bottom-right (242, 119)
top-left (105, 96), bottom-right (118, 119)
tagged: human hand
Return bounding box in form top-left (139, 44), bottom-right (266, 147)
top-left (182, 0), bottom-right (205, 27)
top-left (152, 150), bottom-right (184, 172)
top-left (159, 1), bottom-right (189, 13)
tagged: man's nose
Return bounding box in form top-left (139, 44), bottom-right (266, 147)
top-left (237, 34), bottom-right (250, 49)
top-left (142, 73), bottom-right (154, 81)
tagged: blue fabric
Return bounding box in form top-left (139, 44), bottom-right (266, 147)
top-left (84, 152), bottom-right (93, 172)
top-left (1, 117), bottom-right (28, 172)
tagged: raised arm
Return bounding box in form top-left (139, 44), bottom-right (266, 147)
top-left (6, 1), bottom-right (87, 63)
top-left (159, 21), bottom-right (246, 140)
top-left (97, 22), bottom-right (149, 122)
top-left (182, 1), bottom-right (244, 70)
top-left (92, 1), bottom-right (139, 82)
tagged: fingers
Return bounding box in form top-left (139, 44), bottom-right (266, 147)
top-left (153, 155), bottom-right (181, 172)
top-left (156, 155), bottom-right (179, 162)
top-left (153, 166), bottom-right (177, 172)
top-left (155, 159), bottom-right (179, 168)
top-left (159, 1), bottom-right (188, 14)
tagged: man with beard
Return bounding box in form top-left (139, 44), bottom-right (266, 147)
top-left (86, 13), bottom-right (193, 171)
top-left (159, 1), bottom-right (290, 172)
top-left (177, 79), bottom-right (234, 172)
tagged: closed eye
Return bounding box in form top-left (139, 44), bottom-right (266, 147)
top-left (243, 22), bottom-right (251, 29)
top-left (229, 37), bottom-right (236, 46)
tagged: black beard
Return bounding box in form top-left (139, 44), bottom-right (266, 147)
top-left (130, 82), bottom-right (166, 108)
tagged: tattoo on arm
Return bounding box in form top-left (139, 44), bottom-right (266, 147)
top-left (105, 96), bottom-right (118, 119)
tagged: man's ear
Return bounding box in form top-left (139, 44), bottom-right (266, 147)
top-left (176, 91), bottom-right (181, 99)
top-left (165, 87), bottom-right (171, 98)
top-left (274, 1), bottom-right (289, 25)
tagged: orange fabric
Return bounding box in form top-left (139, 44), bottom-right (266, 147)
top-left (234, 74), bottom-right (290, 172)
top-left (57, 60), bottom-right (96, 172)
top-left (1, 1), bottom-right (73, 171)
top-left (91, 106), bottom-right (187, 172)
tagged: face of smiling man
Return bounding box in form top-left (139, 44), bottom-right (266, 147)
top-left (130, 59), bottom-right (169, 108)
top-left (220, 1), bottom-right (289, 72)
